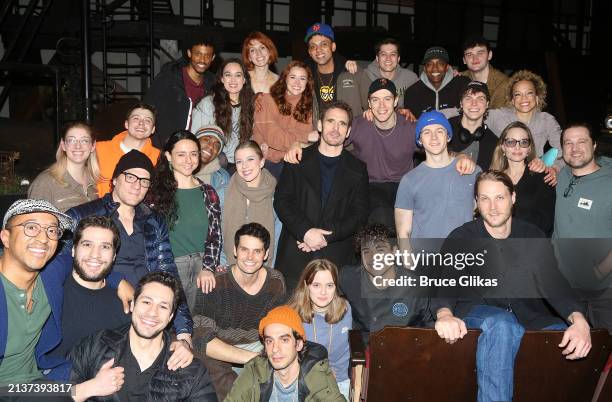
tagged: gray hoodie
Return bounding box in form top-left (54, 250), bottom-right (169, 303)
top-left (337, 60), bottom-right (418, 114)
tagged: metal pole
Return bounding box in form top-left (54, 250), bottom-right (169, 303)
top-left (81, 0), bottom-right (92, 123)
top-left (54, 69), bottom-right (61, 148)
top-left (102, 1), bottom-right (108, 105)
top-left (0, 0), bottom-right (14, 29)
top-left (149, 0), bottom-right (154, 86)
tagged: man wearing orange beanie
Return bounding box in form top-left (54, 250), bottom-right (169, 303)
top-left (225, 305), bottom-right (346, 401)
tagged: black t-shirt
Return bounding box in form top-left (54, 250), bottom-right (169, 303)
top-left (318, 151), bottom-right (341, 206)
top-left (339, 264), bottom-right (433, 343)
top-left (441, 219), bottom-right (583, 329)
top-left (117, 340), bottom-right (164, 401)
top-left (53, 275), bottom-right (130, 358)
top-left (314, 72), bottom-right (337, 106)
top-left (112, 214), bottom-right (148, 287)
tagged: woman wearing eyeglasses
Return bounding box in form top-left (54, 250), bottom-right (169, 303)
top-left (147, 130), bottom-right (221, 310)
top-left (28, 122), bottom-right (99, 212)
top-left (490, 121), bottom-right (556, 235)
top-left (486, 70), bottom-right (563, 184)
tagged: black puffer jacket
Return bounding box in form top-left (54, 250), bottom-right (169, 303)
top-left (143, 59), bottom-right (215, 148)
top-left (69, 324), bottom-right (218, 401)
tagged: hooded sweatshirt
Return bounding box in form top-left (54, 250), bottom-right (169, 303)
top-left (403, 68), bottom-right (470, 119)
top-left (337, 60), bottom-right (418, 114)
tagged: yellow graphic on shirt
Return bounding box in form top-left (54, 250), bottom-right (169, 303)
top-left (320, 85), bottom-right (335, 102)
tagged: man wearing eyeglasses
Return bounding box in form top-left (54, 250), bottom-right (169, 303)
top-left (0, 200), bottom-right (73, 393)
top-left (64, 150), bottom-right (196, 367)
top-left (553, 123), bottom-right (612, 332)
top-left (95, 102), bottom-right (161, 196)
top-left (0, 200), bottom-right (127, 395)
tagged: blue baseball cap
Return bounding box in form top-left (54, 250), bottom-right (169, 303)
top-left (305, 23), bottom-right (335, 43)
top-left (415, 110), bottom-right (453, 146)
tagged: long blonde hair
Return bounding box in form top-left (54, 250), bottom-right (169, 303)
top-left (490, 121), bottom-right (537, 171)
top-left (289, 259), bottom-right (348, 324)
top-left (48, 122), bottom-right (99, 186)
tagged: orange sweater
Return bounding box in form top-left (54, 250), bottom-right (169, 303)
top-left (252, 93), bottom-right (313, 163)
top-left (95, 130), bottom-right (160, 196)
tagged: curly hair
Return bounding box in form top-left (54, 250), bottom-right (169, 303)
top-left (147, 130), bottom-right (201, 228)
top-left (241, 31), bottom-right (278, 71)
top-left (505, 69), bottom-right (547, 110)
top-left (269, 61), bottom-right (314, 124)
top-left (212, 59), bottom-right (255, 144)
top-left (353, 223), bottom-right (396, 254)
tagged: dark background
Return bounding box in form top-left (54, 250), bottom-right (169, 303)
top-left (1, 0), bottom-right (611, 181)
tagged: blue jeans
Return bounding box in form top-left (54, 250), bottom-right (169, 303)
top-left (463, 305), bottom-right (525, 402)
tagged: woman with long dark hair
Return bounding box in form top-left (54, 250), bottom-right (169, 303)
top-left (289, 259), bottom-right (352, 399)
top-left (148, 130), bottom-right (221, 309)
top-left (191, 59), bottom-right (255, 173)
top-left (490, 121), bottom-right (555, 235)
top-left (252, 60), bottom-right (320, 178)
top-left (242, 31), bottom-right (279, 94)
top-left (28, 122), bottom-right (99, 211)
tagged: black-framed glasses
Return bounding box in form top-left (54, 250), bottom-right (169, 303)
top-left (563, 176), bottom-right (581, 198)
top-left (503, 138), bottom-right (531, 148)
top-left (121, 172), bottom-right (151, 188)
top-left (7, 222), bottom-right (63, 240)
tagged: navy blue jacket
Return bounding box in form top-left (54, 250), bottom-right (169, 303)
top-left (0, 252), bottom-right (123, 381)
top-left (65, 193), bottom-right (193, 336)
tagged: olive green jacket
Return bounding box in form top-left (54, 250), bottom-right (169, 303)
top-left (224, 342), bottom-right (346, 402)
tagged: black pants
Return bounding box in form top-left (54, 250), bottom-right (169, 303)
top-left (264, 160), bottom-right (284, 180)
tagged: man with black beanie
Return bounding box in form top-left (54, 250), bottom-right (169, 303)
top-left (403, 46), bottom-right (470, 119)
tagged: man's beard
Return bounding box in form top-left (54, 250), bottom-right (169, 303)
top-left (73, 259), bottom-right (113, 282)
top-left (131, 321), bottom-right (165, 340)
top-left (567, 153), bottom-right (594, 170)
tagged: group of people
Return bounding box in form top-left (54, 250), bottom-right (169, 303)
top-left (1, 21), bottom-right (609, 402)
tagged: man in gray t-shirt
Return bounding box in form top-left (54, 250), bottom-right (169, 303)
top-left (395, 110), bottom-right (480, 239)
top-left (552, 123), bottom-right (612, 332)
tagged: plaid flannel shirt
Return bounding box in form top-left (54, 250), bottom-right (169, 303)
top-left (197, 179), bottom-right (223, 271)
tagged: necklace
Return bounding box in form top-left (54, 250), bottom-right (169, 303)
top-left (312, 315), bottom-right (334, 355)
top-left (373, 113), bottom-right (397, 137)
top-left (317, 71), bottom-right (335, 102)
top-left (373, 122), bottom-right (397, 138)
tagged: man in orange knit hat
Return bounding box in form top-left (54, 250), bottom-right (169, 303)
top-left (95, 103), bottom-right (161, 196)
top-left (225, 305), bottom-right (345, 401)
